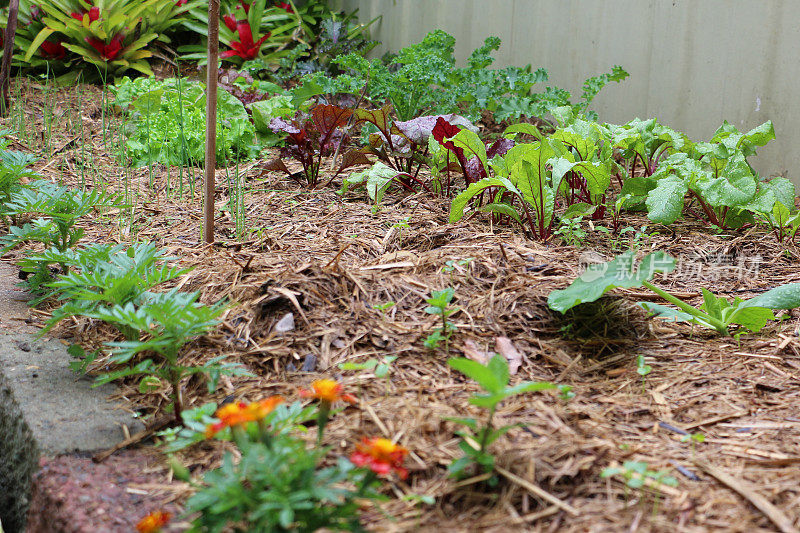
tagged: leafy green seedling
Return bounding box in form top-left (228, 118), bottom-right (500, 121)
top-left (392, 217), bottom-right (411, 248)
top-left (601, 461), bottom-right (678, 514)
top-left (636, 354), bottom-right (652, 393)
top-left (548, 250), bottom-right (800, 336)
top-left (424, 288), bottom-right (458, 353)
top-left (442, 258), bottom-right (474, 273)
top-left (372, 301), bottom-right (395, 314)
top-left (446, 354), bottom-right (569, 481)
top-left (338, 356), bottom-right (398, 379)
top-left (680, 432), bottom-right (705, 459)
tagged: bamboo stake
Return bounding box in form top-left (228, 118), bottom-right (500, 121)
top-left (203, 0), bottom-right (220, 244)
top-left (0, 0), bottom-right (20, 116)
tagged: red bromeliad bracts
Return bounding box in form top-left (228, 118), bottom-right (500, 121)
top-left (222, 20), bottom-right (270, 60)
top-left (70, 5), bottom-right (99, 22)
top-left (40, 39), bottom-right (67, 60)
top-left (85, 34), bottom-right (124, 60)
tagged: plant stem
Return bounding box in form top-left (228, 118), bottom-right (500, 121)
top-left (640, 280), bottom-right (729, 335)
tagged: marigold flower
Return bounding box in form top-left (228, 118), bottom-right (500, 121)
top-left (136, 510), bottom-right (171, 533)
top-left (299, 379), bottom-right (357, 404)
top-left (204, 396), bottom-right (284, 438)
top-left (350, 437), bottom-right (409, 479)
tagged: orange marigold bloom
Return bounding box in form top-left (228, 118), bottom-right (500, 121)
top-left (136, 510), bottom-right (171, 533)
top-left (204, 396), bottom-right (284, 438)
top-left (350, 437), bottom-right (409, 479)
top-left (299, 379), bottom-right (357, 404)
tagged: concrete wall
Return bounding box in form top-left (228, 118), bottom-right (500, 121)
top-left (337, 0), bottom-right (798, 182)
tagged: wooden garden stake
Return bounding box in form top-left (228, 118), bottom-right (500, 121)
top-left (203, 0), bottom-right (220, 244)
top-left (0, 0), bottom-right (20, 116)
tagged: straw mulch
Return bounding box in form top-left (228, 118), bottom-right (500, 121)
top-left (3, 79), bottom-right (800, 533)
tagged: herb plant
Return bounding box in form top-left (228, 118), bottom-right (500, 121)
top-left (423, 288), bottom-right (458, 353)
top-left (446, 354), bottom-right (567, 481)
top-left (89, 290), bottom-right (249, 423)
top-left (601, 461), bottom-right (678, 513)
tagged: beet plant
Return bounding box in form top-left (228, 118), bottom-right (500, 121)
top-left (267, 103), bottom-right (370, 188)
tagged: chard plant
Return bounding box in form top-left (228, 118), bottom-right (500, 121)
top-left (548, 250), bottom-right (800, 337)
top-left (622, 120), bottom-right (794, 230)
top-left (423, 288), bottom-right (458, 353)
top-left (446, 354), bottom-right (569, 481)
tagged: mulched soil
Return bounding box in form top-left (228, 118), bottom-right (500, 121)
top-left (4, 78), bottom-right (800, 532)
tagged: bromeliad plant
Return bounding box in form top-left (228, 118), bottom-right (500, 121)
top-left (179, 0), bottom-right (321, 65)
top-left (548, 250), bottom-right (800, 337)
top-left (24, 0), bottom-right (191, 75)
top-left (447, 354), bottom-right (569, 481)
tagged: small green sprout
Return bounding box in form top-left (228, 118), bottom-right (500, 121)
top-left (423, 288), bottom-right (458, 353)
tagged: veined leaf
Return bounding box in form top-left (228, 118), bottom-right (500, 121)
top-left (449, 177), bottom-right (520, 223)
top-left (645, 175), bottom-right (687, 224)
top-left (548, 251), bottom-right (676, 313)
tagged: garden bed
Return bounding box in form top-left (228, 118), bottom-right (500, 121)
top-left (4, 79), bottom-right (800, 532)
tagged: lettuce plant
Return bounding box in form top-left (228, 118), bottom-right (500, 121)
top-left (112, 77), bottom-right (258, 166)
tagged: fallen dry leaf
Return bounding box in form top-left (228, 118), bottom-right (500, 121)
top-left (462, 339), bottom-right (492, 365)
top-left (495, 336), bottom-right (523, 375)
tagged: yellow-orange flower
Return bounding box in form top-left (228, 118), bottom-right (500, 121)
top-left (136, 510), bottom-right (171, 533)
top-left (204, 396), bottom-right (284, 438)
top-left (299, 379), bottom-right (357, 404)
top-left (350, 437), bottom-right (409, 479)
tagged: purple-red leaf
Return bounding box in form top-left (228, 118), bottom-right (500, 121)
top-left (487, 138), bottom-right (515, 158)
top-left (261, 157), bottom-right (292, 175)
top-left (394, 114), bottom-right (476, 144)
top-left (353, 105), bottom-right (393, 138)
top-left (269, 117), bottom-right (301, 135)
top-left (310, 104), bottom-right (353, 139)
top-left (338, 150), bottom-right (372, 173)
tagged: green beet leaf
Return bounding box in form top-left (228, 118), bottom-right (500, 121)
top-left (548, 251), bottom-right (676, 313)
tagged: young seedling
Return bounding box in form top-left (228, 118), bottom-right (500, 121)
top-left (636, 354), bottom-right (652, 393)
top-left (392, 217), bottom-right (410, 248)
top-left (338, 356), bottom-right (397, 380)
top-left (680, 432), bottom-right (705, 459)
top-left (371, 301), bottom-right (395, 315)
top-left (548, 250), bottom-right (800, 337)
top-left (424, 288), bottom-right (458, 353)
top-left (601, 461), bottom-right (678, 514)
top-left (446, 354), bottom-right (570, 481)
